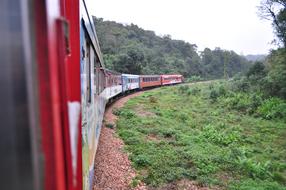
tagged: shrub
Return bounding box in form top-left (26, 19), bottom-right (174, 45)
top-left (130, 178), bottom-right (140, 188)
top-left (209, 89), bottom-right (219, 103)
top-left (231, 77), bottom-right (250, 92)
top-left (257, 98), bottom-right (286, 119)
top-left (246, 61), bottom-right (266, 79)
top-left (229, 179), bottom-right (285, 190)
top-left (209, 83), bottom-right (214, 90)
top-left (112, 108), bottom-right (121, 116)
top-left (106, 123), bottom-right (114, 129)
top-left (118, 109), bottom-right (136, 119)
top-left (178, 85), bottom-right (189, 94)
top-left (134, 154), bottom-right (151, 167)
top-left (149, 96), bottom-right (158, 103)
top-left (218, 85), bottom-right (227, 96)
top-left (187, 87), bottom-right (201, 96)
top-left (200, 124), bottom-right (240, 146)
top-left (161, 129), bottom-right (177, 138)
top-left (222, 93), bottom-right (251, 112)
top-left (235, 157), bottom-right (272, 179)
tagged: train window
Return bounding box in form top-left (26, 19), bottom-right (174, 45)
top-left (98, 69), bottom-right (105, 93)
top-left (85, 36), bottom-right (92, 104)
top-left (94, 63), bottom-right (96, 94)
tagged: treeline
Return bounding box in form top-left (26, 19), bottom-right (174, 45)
top-left (236, 48), bottom-right (286, 99)
top-left (234, 0), bottom-right (286, 100)
top-left (93, 17), bottom-right (252, 79)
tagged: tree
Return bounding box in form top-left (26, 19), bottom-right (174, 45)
top-left (265, 49), bottom-right (286, 98)
top-left (113, 49), bottom-right (144, 74)
top-left (247, 62), bottom-right (266, 77)
top-left (258, 0), bottom-right (286, 47)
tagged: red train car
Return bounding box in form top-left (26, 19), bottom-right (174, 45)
top-left (139, 75), bottom-right (161, 89)
top-left (161, 74), bottom-right (184, 85)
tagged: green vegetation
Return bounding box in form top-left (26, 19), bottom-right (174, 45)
top-left (93, 17), bottom-right (252, 79)
top-left (99, 1), bottom-right (286, 189)
top-left (116, 82), bottom-right (286, 189)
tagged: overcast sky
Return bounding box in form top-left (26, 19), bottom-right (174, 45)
top-left (89, 0), bottom-right (275, 55)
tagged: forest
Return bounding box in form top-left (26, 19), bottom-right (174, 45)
top-left (94, 0), bottom-right (286, 100)
top-left (93, 17), bottom-right (253, 79)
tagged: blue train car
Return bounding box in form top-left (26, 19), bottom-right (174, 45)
top-left (121, 74), bottom-right (140, 93)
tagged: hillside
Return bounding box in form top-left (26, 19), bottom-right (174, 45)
top-left (115, 81), bottom-right (286, 189)
top-left (244, 54), bottom-right (267, 62)
top-left (93, 17), bottom-right (252, 79)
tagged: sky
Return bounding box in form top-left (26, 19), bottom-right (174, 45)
top-left (89, 0), bottom-right (276, 55)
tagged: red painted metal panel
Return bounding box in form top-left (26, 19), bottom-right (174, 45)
top-left (64, 0), bottom-right (82, 189)
top-left (34, 0), bottom-right (67, 189)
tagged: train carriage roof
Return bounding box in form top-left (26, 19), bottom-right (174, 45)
top-left (122, 74), bottom-right (140, 78)
top-left (140, 75), bottom-right (161, 78)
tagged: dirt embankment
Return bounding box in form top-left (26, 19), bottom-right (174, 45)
top-left (93, 92), bottom-right (147, 190)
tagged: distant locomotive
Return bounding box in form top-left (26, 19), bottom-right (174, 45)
top-left (0, 0), bottom-right (183, 190)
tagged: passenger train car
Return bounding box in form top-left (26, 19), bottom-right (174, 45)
top-left (0, 0), bottom-right (183, 190)
top-left (161, 74), bottom-right (184, 85)
top-left (140, 75), bottom-right (161, 89)
top-left (122, 74), bottom-right (140, 92)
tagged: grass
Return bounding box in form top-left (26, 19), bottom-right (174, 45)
top-left (116, 81), bottom-right (286, 189)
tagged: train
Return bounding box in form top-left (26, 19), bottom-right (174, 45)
top-left (0, 0), bottom-right (183, 190)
